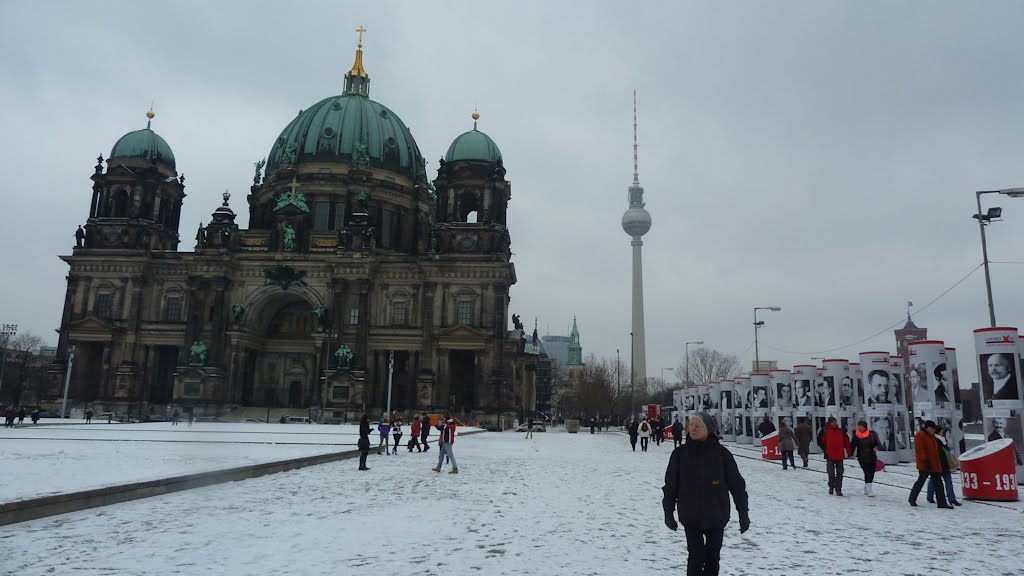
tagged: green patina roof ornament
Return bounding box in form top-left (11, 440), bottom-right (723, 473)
top-left (274, 178), bottom-right (310, 213)
top-left (358, 190), bottom-right (368, 203)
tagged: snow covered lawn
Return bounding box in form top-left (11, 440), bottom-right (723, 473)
top-left (0, 422), bottom-right (361, 502)
top-left (4, 429), bottom-right (1023, 575)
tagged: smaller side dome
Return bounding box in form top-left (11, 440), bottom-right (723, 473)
top-left (445, 113), bottom-right (501, 163)
top-left (110, 126), bottom-right (176, 169)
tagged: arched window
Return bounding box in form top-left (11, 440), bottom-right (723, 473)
top-left (94, 285), bottom-right (115, 319)
top-left (163, 288), bottom-right (184, 321)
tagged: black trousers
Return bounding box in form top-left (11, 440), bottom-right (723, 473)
top-left (630, 436), bottom-right (637, 451)
top-left (358, 451), bottom-right (368, 470)
top-left (781, 450), bottom-right (795, 469)
top-left (798, 447), bottom-right (809, 467)
top-left (683, 525), bottom-right (725, 576)
top-left (858, 459), bottom-right (876, 483)
top-left (640, 437), bottom-right (649, 451)
top-left (826, 459), bottom-right (845, 491)
top-left (910, 471), bottom-right (947, 506)
top-left (408, 436), bottom-right (421, 451)
top-left (421, 433), bottom-right (429, 449)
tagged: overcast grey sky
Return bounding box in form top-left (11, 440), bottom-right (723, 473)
top-left (2, 1), bottom-right (1023, 387)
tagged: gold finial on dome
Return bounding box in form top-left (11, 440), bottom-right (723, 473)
top-left (146, 107), bottom-right (155, 129)
top-left (472, 110), bottom-right (480, 130)
top-left (347, 26), bottom-right (369, 81)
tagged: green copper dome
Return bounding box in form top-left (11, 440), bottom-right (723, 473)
top-left (267, 94), bottom-right (426, 183)
top-left (444, 128), bottom-right (502, 163)
top-left (110, 126), bottom-right (176, 169)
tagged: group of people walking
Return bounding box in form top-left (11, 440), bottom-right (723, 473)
top-left (3, 406), bottom-right (39, 427)
top-left (356, 411), bottom-right (459, 474)
top-left (773, 415), bottom-right (961, 506)
top-left (625, 416), bottom-right (675, 451)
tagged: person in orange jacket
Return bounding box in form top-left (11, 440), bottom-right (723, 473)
top-left (908, 420), bottom-right (952, 509)
top-left (818, 416), bottom-right (852, 496)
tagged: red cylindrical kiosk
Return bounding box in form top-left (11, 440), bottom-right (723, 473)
top-left (960, 439), bottom-right (1019, 501)
top-left (761, 431), bottom-right (781, 460)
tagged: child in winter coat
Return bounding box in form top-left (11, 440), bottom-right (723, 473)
top-left (377, 420), bottom-right (391, 455)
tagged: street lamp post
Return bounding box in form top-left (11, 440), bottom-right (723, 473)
top-left (60, 345), bottom-right (76, 419)
top-left (0, 324), bottom-right (17, 402)
top-left (685, 340), bottom-right (703, 387)
top-left (974, 188), bottom-right (1024, 327)
top-left (322, 328), bottom-right (338, 421)
top-left (753, 307), bottom-right (782, 372)
top-left (615, 348), bottom-right (620, 417)
top-left (630, 332), bottom-right (635, 419)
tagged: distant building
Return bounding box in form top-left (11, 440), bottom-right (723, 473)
top-left (894, 313), bottom-right (927, 406)
top-left (542, 317), bottom-right (584, 420)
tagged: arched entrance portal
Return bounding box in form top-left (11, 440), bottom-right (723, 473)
top-left (247, 295), bottom-right (318, 408)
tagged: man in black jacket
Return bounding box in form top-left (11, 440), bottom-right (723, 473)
top-left (663, 413), bottom-right (750, 576)
top-left (671, 417), bottom-right (684, 448)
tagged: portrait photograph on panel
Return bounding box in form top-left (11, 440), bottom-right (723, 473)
top-left (866, 369), bottom-right (892, 407)
top-left (839, 376), bottom-right (856, 408)
top-left (980, 353), bottom-right (1019, 401)
top-left (870, 416), bottom-right (895, 451)
top-left (985, 415), bottom-right (1024, 465)
top-left (795, 379), bottom-right (813, 407)
top-left (776, 381), bottom-right (793, 409)
top-left (911, 362), bottom-right (929, 406)
top-left (815, 376), bottom-right (835, 407)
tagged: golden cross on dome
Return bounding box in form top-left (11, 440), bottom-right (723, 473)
top-left (288, 177), bottom-right (301, 196)
top-left (356, 26), bottom-right (366, 47)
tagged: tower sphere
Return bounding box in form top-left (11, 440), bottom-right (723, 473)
top-left (621, 206), bottom-right (652, 237)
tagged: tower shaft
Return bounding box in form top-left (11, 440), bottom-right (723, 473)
top-left (631, 237), bottom-right (647, 390)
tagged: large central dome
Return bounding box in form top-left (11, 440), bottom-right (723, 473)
top-left (266, 42), bottom-right (426, 184)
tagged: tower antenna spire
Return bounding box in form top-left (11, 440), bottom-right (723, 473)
top-left (633, 90), bottom-right (639, 185)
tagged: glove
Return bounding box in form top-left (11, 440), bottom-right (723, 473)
top-left (664, 510), bottom-right (678, 532)
top-left (739, 512), bottom-right (750, 534)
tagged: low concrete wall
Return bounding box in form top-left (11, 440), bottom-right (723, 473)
top-left (0, 448), bottom-right (358, 526)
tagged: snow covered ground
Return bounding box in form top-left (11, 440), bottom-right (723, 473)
top-left (4, 428), bottom-right (1024, 575)
top-left (0, 422), bottom-right (361, 501)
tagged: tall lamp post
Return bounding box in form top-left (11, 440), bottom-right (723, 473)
top-left (685, 340), bottom-right (703, 388)
top-left (630, 332), bottom-right (635, 418)
top-left (753, 307), bottom-right (782, 372)
top-left (322, 328), bottom-right (338, 421)
top-left (0, 324), bottom-right (17, 402)
top-left (615, 348), bottom-right (621, 419)
top-left (974, 188), bottom-right (1024, 327)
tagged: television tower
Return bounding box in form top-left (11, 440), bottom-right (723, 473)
top-left (621, 91), bottom-right (651, 398)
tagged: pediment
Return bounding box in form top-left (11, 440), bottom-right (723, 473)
top-left (68, 316), bottom-right (115, 332)
top-left (437, 324), bottom-right (488, 341)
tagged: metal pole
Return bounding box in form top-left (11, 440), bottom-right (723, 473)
top-left (754, 309), bottom-right (760, 371)
top-left (686, 343), bottom-right (691, 388)
top-left (630, 332), bottom-right (635, 418)
top-left (616, 348), bottom-right (620, 413)
top-left (978, 191), bottom-right (997, 327)
top-left (386, 350), bottom-right (395, 417)
top-left (61, 345), bottom-right (76, 419)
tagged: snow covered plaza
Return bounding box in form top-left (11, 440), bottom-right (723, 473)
top-left (3, 425), bottom-right (1023, 575)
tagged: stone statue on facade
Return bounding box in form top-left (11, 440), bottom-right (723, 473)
top-left (75, 225), bottom-right (86, 248)
top-left (253, 158), bottom-right (266, 185)
top-left (352, 143), bottom-right (370, 169)
top-left (232, 304), bottom-right (245, 322)
top-left (283, 224), bottom-right (296, 251)
top-left (195, 222), bottom-right (206, 248)
top-left (281, 143), bottom-right (297, 165)
top-left (335, 343), bottom-right (354, 372)
top-left (189, 341), bottom-right (207, 365)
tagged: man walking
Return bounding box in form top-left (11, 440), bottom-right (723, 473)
top-left (638, 418), bottom-right (652, 452)
top-left (628, 417), bottom-right (639, 452)
top-left (420, 412), bottom-right (431, 452)
top-left (526, 415), bottom-right (534, 440)
top-left (432, 414), bottom-right (459, 474)
top-left (909, 420), bottom-right (952, 509)
top-left (663, 413), bottom-right (750, 576)
top-left (409, 415), bottom-right (422, 452)
top-left (820, 416), bottom-right (851, 495)
top-left (671, 417), bottom-right (684, 449)
top-left (794, 419), bottom-right (813, 468)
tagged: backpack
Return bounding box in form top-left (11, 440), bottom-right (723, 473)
top-left (640, 422), bottom-right (649, 432)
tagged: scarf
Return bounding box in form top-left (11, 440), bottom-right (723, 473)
top-left (855, 429), bottom-right (871, 439)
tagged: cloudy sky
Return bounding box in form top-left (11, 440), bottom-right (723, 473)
top-left (3, 1), bottom-right (1023, 387)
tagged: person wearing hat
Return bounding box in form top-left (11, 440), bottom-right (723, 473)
top-left (908, 420), bottom-right (952, 509)
top-left (821, 416), bottom-right (852, 495)
top-left (663, 412), bottom-right (750, 576)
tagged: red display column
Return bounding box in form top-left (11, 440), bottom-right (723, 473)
top-left (761, 431), bottom-right (781, 460)
top-left (960, 439), bottom-right (1019, 501)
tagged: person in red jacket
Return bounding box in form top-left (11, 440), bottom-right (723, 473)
top-left (908, 420), bottom-right (952, 509)
top-left (408, 416), bottom-right (422, 452)
top-left (819, 416), bottom-right (852, 496)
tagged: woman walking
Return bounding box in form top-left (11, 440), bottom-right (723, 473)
top-left (927, 426), bottom-right (962, 506)
top-left (357, 414), bottom-right (371, 471)
top-left (638, 418), bottom-right (652, 452)
top-left (408, 416), bottom-right (422, 452)
top-left (849, 420), bottom-right (880, 496)
top-left (777, 421), bottom-right (797, 470)
top-left (662, 413), bottom-right (750, 576)
top-left (391, 417), bottom-right (403, 455)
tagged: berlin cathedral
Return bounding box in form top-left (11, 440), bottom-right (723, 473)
top-left (50, 37), bottom-right (538, 425)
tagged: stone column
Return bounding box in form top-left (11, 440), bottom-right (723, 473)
top-left (356, 280), bottom-right (370, 369)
